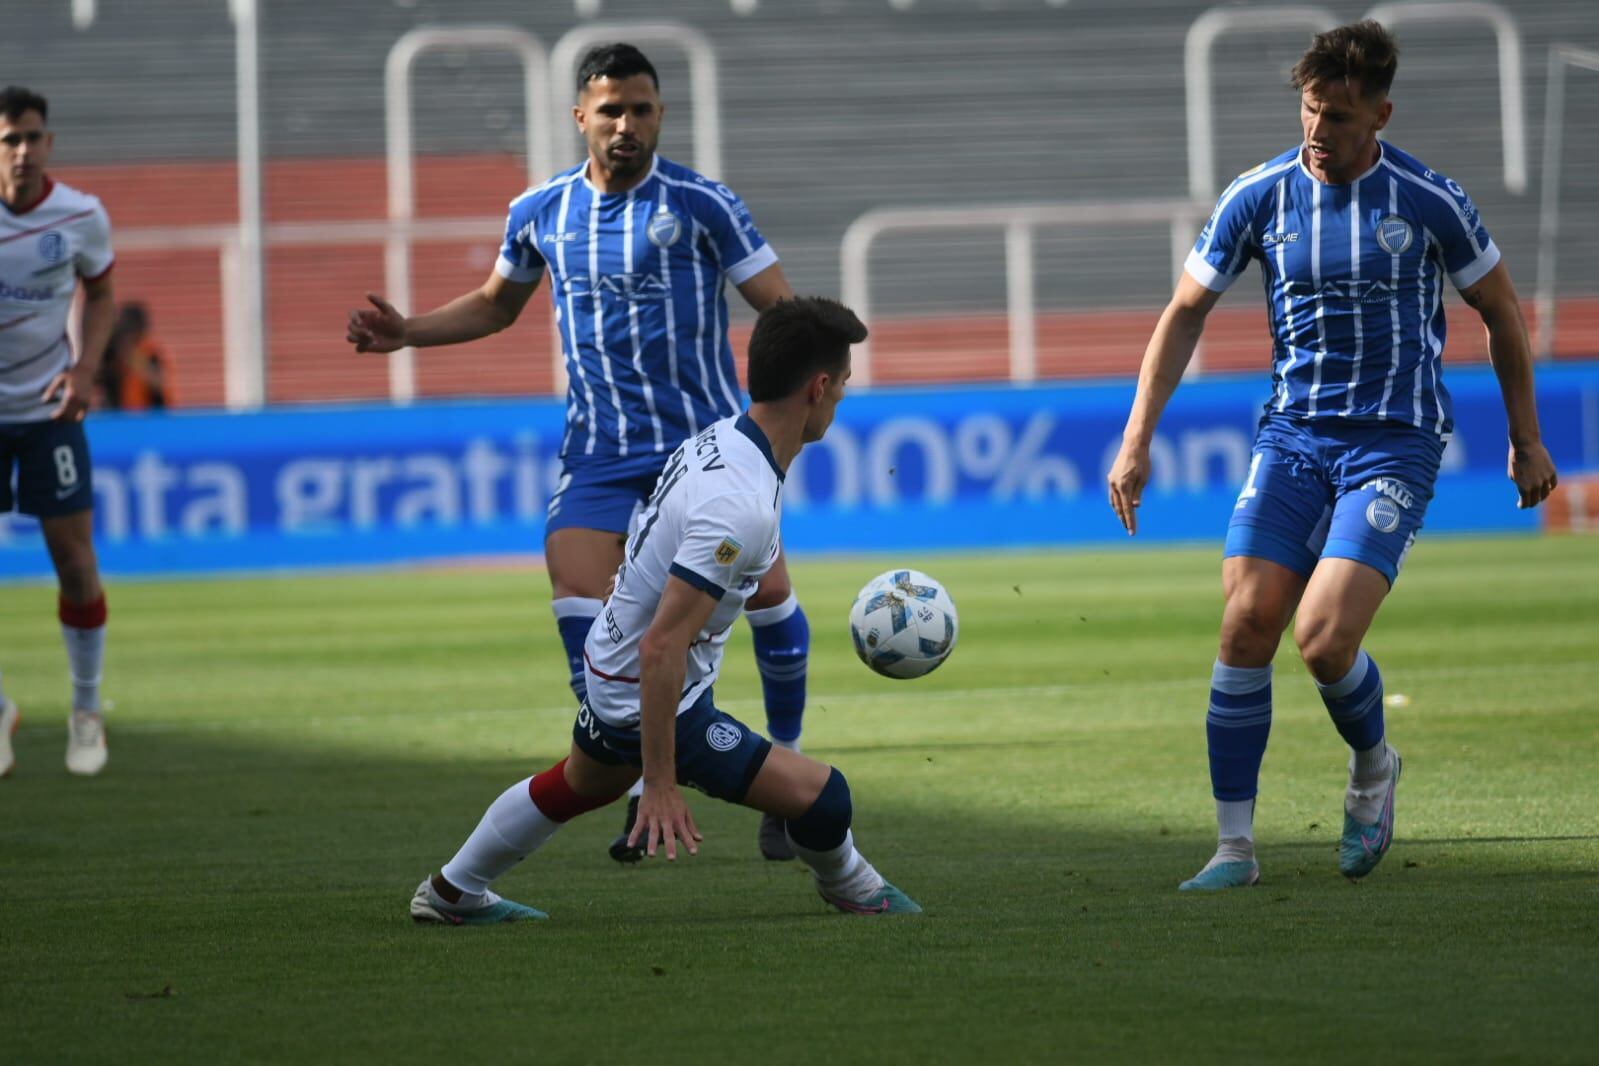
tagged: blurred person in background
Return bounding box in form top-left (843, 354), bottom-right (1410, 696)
top-left (98, 302), bottom-right (175, 411)
top-left (0, 86), bottom-right (116, 778)
top-left (347, 43), bottom-right (812, 863)
top-left (1106, 22), bottom-right (1557, 891)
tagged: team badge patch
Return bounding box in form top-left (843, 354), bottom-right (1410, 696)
top-left (1376, 215), bottom-right (1413, 255)
top-left (714, 536), bottom-right (742, 565)
top-left (1366, 496), bottom-right (1402, 534)
top-left (37, 231), bottom-right (66, 264)
top-left (647, 209), bottom-right (682, 249)
top-left (706, 721), bottom-right (742, 752)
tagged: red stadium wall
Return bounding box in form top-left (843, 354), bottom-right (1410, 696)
top-left (52, 157), bottom-right (1599, 408)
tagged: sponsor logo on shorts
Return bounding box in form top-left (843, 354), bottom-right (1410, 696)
top-left (706, 721), bottom-right (741, 752)
top-left (1363, 477), bottom-right (1415, 510)
top-left (1366, 497), bottom-right (1402, 534)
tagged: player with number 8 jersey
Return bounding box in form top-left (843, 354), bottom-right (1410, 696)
top-left (0, 86), bottom-right (116, 779)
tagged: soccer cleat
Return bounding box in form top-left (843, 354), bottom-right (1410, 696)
top-left (1340, 748), bottom-right (1402, 881)
top-left (608, 794), bottom-right (646, 864)
top-left (758, 812), bottom-right (795, 861)
top-left (65, 709), bottom-right (107, 777)
top-left (409, 877), bottom-right (547, 925)
top-left (1178, 857), bottom-right (1261, 892)
top-left (818, 879), bottom-right (922, 916)
top-left (1, 699), bottom-right (19, 778)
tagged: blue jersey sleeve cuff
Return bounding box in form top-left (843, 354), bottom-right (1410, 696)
top-left (725, 244), bottom-right (778, 286)
top-left (1449, 240), bottom-right (1500, 291)
top-left (669, 563), bottom-right (726, 600)
top-left (1184, 250), bottom-right (1237, 293)
top-left (495, 254), bottom-right (544, 284)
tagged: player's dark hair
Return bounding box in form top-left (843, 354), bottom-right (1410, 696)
top-left (576, 44), bottom-right (659, 95)
top-left (1291, 20), bottom-right (1399, 99)
top-left (747, 297), bottom-right (868, 403)
top-left (0, 86), bottom-right (49, 123)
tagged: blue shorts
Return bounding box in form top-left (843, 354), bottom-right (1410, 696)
top-left (571, 689), bottom-right (773, 804)
top-left (0, 419), bottom-right (95, 518)
top-left (1224, 414), bottom-right (1445, 585)
top-left (546, 452), bottom-right (672, 535)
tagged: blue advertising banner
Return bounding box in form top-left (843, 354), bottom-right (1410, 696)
top-left (3, 363), bottom-right (1596, 579)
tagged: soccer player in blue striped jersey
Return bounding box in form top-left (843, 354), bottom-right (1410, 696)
top-left (347, 44), bottom-right (811, 863)
top-left (1107, 21), bottom-right (1558, 890)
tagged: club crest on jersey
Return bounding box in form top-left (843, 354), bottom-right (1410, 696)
top-left (647, 209), bottom-right (682, 249)
top-left (36, 231), bottom-right (66, 264)
top-left (1376, 215), bottom-right (1413, 255)
top-left (714, 536), bottom-right (743, 565)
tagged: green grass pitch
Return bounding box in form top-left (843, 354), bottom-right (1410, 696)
top-left (3, 535), bottom-right (1597, 1063)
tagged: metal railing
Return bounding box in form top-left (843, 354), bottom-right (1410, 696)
top-left (1534, 45), bottom-right (1599, 361)
top-left (1186, 2), bottom-right (1527, 203)
top-left (384, 26), bottom-right (555, 404)
top-left (839, 200), bottom-right (1203, 385)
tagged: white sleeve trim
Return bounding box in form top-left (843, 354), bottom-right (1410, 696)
top-left (495, 254), bottom-right (543, 284)
top-left (1449, 240), bottom-right (1500, 291)
top-left (725, 244), bottom-right (778, 287)
top-left (1183, 250), bottom-right (1237, 293)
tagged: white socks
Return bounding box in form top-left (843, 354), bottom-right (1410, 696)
top-left (786, 829), bottom-right (884, 901)
top-left (440, 778), bottom-right (562, 898)
top-left (61, 623), bottom-right (105, 713)
top-left (1352, 740), bottom-right (1392, 781)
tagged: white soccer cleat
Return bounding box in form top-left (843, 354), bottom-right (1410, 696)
top-left (1, 698), bottom-right (19, 778)
top-left (65, 709), bottom-right (107, 776)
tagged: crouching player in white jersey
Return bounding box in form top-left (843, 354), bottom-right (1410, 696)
top-left (410, 297), bottom-right (921, 923)
top-left (0, 87), bottom-right (116, 778)
top-left (1107, 22), bottom-right (1558, 890)
top-left (348, 44), bottom-right (812, 864)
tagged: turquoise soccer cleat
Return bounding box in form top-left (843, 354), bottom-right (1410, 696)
top-left (1340, 750), bottom-right (1402, 881)
top-left (409, 878), bottom-right (548, 925)
top-left (1178, 858), bottom-right (1261, 892)
top-left (819, 879), bottom-right (922, 915)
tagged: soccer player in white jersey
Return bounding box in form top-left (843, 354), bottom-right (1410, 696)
top-left (409, 297), bottom-right (920, 924)
top-left (1106, 23), bottom-right (1558, 890)
top-left (0, 87), bottom-right (117, 779)
top-left (347, 44), bottom-right (811, 863)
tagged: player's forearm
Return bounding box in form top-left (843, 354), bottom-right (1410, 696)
top-left (1482, 304), bottom-right (1544, 448)
top-left (1122, 302), bottom-right (1205, 447)
top-left (637, 640), bottom-right (688, 789)
top-left (402, 289), bottom-right (516, 348)
top-left (75, 286), bottom-right (116, 378)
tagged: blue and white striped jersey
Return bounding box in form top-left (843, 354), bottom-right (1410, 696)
top-left (496, 155), bottom-right (778, 459)
top-left (1186, 143), bottom-right (1499, 435)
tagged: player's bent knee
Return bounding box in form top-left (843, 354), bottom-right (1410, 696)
top-left (785, 766), bottom-right (852, 852)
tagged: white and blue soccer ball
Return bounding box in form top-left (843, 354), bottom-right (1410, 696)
top-left (848, 569), bottom-right (959, 679)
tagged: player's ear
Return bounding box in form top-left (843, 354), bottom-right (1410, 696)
top-left (1374, 98), bottom-right (1393, 132)
top-left (571, 103), bottom-right (586, 132)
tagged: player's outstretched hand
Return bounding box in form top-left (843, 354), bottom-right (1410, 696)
top-left (42, 368), bottom-right (92, 422)
top-left (347, 292), bottom-right (407, 353)
top-left (1107, 438), bottom-right (1150, 536)
top-left (628, 784), bottom-right (703, 861)
top-left (1509, 440), bottom-right (1558, 510)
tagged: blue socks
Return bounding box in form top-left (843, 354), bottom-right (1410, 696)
top-left (1317, 649), bottom-right (1385, 753)
top-left (1206, 660), bottom-right (1274, 803)
top-left (746, 593), bottom-right (808, 746)
top-left (551, 597), bottom-right (602, 705)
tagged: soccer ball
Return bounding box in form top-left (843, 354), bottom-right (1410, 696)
top-left (848, 569), bottom-right (959, 679)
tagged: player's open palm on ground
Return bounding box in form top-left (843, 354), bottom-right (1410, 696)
top-left (1107, 438), bottom-right (1151, 536)
top-left (347, 293), bottom-right (406, 353)
top-left (1510, 441), bottom-right (1558, 509)
top-left (628, 784), bottom-right (703, 861)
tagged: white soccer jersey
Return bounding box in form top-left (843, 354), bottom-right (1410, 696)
top-left (0, 178), bottom-right (113, 422)
top-left (583, 413), bottom-right (783, 727)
